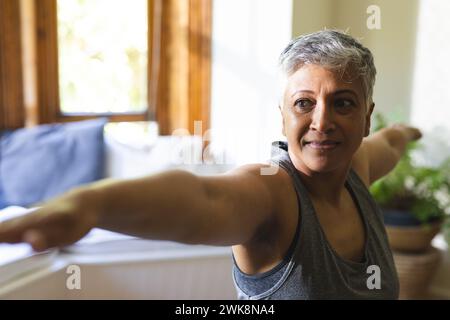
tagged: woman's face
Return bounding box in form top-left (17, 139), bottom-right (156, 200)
top-left (280, 64), bottom-right (373, 175)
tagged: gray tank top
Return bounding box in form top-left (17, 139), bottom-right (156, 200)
top-left (232, 141), bottom-right (399, 300)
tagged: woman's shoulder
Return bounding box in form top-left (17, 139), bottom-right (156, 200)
top-left (226, 163), bottom-right (299, 237)
top-left (230, 163), bottom-right (300, 275)
top-left (226, 163), bottom-right (295, 202)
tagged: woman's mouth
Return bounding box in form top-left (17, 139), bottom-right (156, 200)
top-left (304, 140), bottom-right (341, 150)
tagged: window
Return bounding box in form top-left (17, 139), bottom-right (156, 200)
top-left (57, 0), bottom-right (148, 115)
top-left (0, 0), bottom-right (212, 135)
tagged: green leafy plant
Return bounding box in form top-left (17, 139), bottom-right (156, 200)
top-left (369, 114), bottom-right (450, 225)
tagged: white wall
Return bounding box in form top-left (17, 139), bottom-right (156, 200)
top-left (292, 0), bottom-right (334, 35)
top-left (292, 0), bottom-right (419, 121)
top-left (410, 0), bottom-right (450, 167)
top-left (210, 0), bottom-right (292, 165)
top-left (411, 0), bottom-right (450, 131)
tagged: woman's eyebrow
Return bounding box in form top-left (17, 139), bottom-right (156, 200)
top-left (289, 89), bottom-right (362, 102)
top-left (290, 90), bottom-right (315, 97)
top-left (334, 89), bottom-right (359, 99)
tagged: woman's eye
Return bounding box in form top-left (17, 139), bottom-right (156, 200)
top-left (294, 99), bottom-right (314, 110)
top-left (335, 99), bottom-right (354, 110)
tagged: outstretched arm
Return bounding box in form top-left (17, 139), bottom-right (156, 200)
top-left (0, 165), bottom-right (276, 251)
top-left (353, 124), bottom-right (422, 185)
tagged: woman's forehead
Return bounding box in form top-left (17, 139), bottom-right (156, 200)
top-left (284, 64), bottom-right (364, 99)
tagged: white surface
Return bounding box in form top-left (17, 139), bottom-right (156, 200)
top-left (0, 206), bottom-right (58, 287)
top-left (411, 0), bottom-right (450, 133)
top-left (0, 206), bottom-right (236, 299)
top-left (0, 243), bottom-right (235, 299)
top-left (0, 254), bottom-right (235, 299)
top-left (0, 207), bottom-right (37, 266)
top-left (104, 132), bottom-right (236, 178)
top-left (210, 0), bottom-right (291, 165)
top-left (105, 133), bottom-right (199, 179)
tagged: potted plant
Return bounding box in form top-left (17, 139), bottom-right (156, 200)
top-left (370, 151), bottom-right (450, 251)
top-left (369, 114), bottom-right (450, 299)
top-left (370, 114), bottom-right (450, 250)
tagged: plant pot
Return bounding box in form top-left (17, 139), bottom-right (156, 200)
top-left (393, 246), bottom-right (442, 299)
top-left (385, 222), bottom-right (442, 253)
top-left (383, 209), bottom-right (442, 253)
top-left (383, 209), bottom-right (423, 226)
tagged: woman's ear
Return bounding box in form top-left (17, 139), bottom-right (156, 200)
top-left (365, 102), bottom-right (375, 137)
top-left (279, 105), bottom-right (286, 136)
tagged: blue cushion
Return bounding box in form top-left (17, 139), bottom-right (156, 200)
top-left (0, 177), bottom-right (7, 209)
top-left (0, 118), bottom-right (107, 208)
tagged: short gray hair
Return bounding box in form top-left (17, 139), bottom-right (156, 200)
top-left (279, 30), bottom-right (376, 104)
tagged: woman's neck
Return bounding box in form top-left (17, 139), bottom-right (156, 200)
top-left (292, 160), bottom-right (351, 207)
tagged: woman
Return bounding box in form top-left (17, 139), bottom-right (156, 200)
top-left (0, 30), bottom-right (421, 299)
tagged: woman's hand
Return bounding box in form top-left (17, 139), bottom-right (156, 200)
top-left (391, 123), bottom-right (422, 142)
top-left (0, 188), bottom-right (101, 251)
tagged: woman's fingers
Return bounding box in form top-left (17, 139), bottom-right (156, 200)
top-left (23, 229), bottom-right (48, 252)
top-left (1, 190), bottom-right (99, 250)
top-left (22, 226), bottom-right (71, 251)
top-left (0, 207), bottom-right (87, 250)
top-left (410, 127), bottom-right (422, 140)
top-left (391, 124), bottom-right (422, 142)
top-left (0, 213), bottom-right (41, 244)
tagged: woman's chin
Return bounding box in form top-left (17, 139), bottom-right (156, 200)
top-left (306, 165), bottom-right (335, 174)
top-left (303, 157), bottom-right (344, 174)
top-left (289, 150), bottom-right (349, 174)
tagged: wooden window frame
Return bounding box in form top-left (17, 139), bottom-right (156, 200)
top-left (21, 0), bottom-right (211, 135)
top-left (154, 0), bottom-right (212, 135)
top-left (0, 0), bottom-right (25, 130)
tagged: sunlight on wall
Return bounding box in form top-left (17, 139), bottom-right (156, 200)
top-left (410, 0), bottom-right (450, 166)
top-left (411, 0), bottom-right (450, 131)
top-left (210, 0), bottom-right (291, 165)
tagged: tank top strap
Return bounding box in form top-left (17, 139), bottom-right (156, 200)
top-left (270, 141), bottom-right (321, 222)
top-left (269, 141), bottom-right (326, 252)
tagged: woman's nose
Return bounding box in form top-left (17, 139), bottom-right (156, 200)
top-left (310, 103), bottom-right (336, 133)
